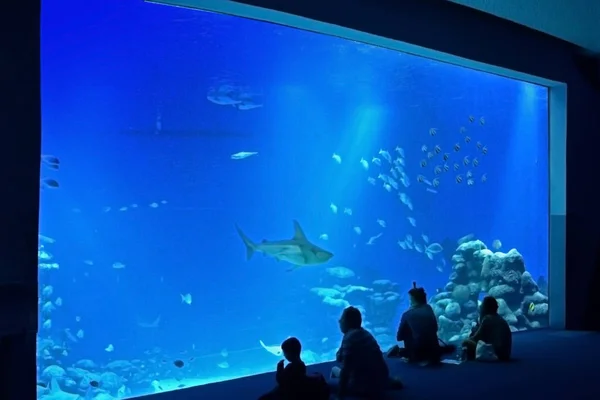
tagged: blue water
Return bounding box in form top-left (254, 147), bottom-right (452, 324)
top-left (38, 0), bottom-right (549, 398)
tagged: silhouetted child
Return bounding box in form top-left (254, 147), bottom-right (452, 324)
top-left (276, 337), bottom-right (307, 394)
top-left (258, 337), bottom-right (306, 400)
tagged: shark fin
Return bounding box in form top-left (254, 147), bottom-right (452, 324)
top-left (235, 224), bottom-right (256, 260)
top-left (292, 220), bottom-right (308, 242)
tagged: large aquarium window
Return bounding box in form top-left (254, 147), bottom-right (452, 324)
top-left (37, 0), bottom-right (557, 399)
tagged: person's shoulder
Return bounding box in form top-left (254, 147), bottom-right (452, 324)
top-left (343, 327), bottom-right (370, 344)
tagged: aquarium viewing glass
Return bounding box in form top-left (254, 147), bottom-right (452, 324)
top-left (37, 0), bottom-right (551, 398)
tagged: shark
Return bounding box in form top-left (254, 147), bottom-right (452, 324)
top-left (235, 220), bottom-right (333, 270)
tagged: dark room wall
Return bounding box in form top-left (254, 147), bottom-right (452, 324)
top-left (228, 0), bottom-right (600, 331)
top-left (1, 0), bottom-right (41, 399)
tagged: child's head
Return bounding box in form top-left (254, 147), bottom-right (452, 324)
top-left (408, 281), bottom-right (427, 306)
top-left (281, 337), bottom-right (302, 362)
top-left (480, 296), bottom-right (499, 316)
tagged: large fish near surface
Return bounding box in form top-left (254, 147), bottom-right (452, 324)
top-left (235, 220), bottom-right (333, 271)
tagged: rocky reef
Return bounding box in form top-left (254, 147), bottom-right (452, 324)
top-left (430, 240), bottom-right (549, 343)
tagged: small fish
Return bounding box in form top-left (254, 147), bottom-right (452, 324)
top-left (41, 155), bottom-right (60, 170)
top-left (414, 243), bottom-right (423, 253)
top-left (105, 344), bottom-right (114, 352)
top-left (421, 145), bottom-right (428, 152)
top-left (432, 178), bottom-right (440, 187)
top-left (464, 136), bottom-right (471, 143)
top-left (434, 145), bottom-right (441, 154)
top-left (174, 360), bottom-right (185, 368)
top-left (463, 156), bottom-right (470, 166)
top-left (429, 128), bottom-right (437, 136)
top-left (378, 149), bottom-right (392, 163)
top-left (443, 164), bottom-right (450, 172)
top-left (472, 158), bottom-right (479, 167)
top-left (467, 178), bottom-right (474, 186)
top-left (319, 234), bottom-right (329, 241)
top-left (427, 152), bottom-right (434, 159)
top-left (466, 170), bottom-right (473, 178)
top-left (353, 226), bottom-right (362, 235)
top-left (459, 126), bottom-right (466, 133)
top-left (468, 115), bottom-right (475, 123)
top-left (434, 165), bottom-right (442, 175)
top-left (397, 240), bottom-right (407, 250)
top-left (481, 174), bottom-right (487, 183)
top-left (476, 141), bottom-right (483, 150)
top-left (360, 158), bottom-right (369, 170)
top-left (366, 233), bottom-right (383, 245)
top-left (453, 163), bottom-right (460, 171)
top-left (180, 293), bottom-right (193, 305)
top-left (422, 234), bottom-right (429, 243)
top-left (456, 175), bottom-right (463, 183)
top-left (330, 203), bottom-right (338, 214)
top-left (395, 146), bottom-right (405, 157)
top-left (332, 153), bottom-right (342, 164)
top-left (492, 239), bottom-right (502, 249)
top-left (420, 159), bottom-right (427, 167)
top-left (343, 208), bottom-right (353, 216)
top-left (377, 219), bottom-right (386, 228)
top-left (371, 157), bottom-right (381, 167)
top-left (453, 143), bottom-right (461, 152)
top-left (367, 177), bottom-right (376, 185)
top-left (417, 175), bottom-right (426, 183)
top-left (41, 178), bottom-right (59, 189)
top-left (479, 117), bottom-right (485, 125)
top-left (112, 262), bottom-right (125, 269)
top-left (481, 146), bottom-right (488, 155)
top-left (231, 151), bottom-right (258, 160)
top-left (407, 217), bottom-right (416, 227)
top-left (383, 183), bottom-right (392, 192)
top-left (442, 152), bottom-right (450, 161)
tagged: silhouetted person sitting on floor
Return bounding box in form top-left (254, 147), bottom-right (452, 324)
top-left (388, 282), bottom-right (450, 364)
top-left (259, 337), bottom-right (329, 400)
top-left (462, 296), bottom-right (512, 361)
top-left (330, 306), bottom-right (402, 399)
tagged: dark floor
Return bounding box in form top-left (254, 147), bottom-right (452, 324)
top-left (149, 330), bottom-right (600, 400)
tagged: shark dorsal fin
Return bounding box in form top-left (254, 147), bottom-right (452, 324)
top-left (292, 220), bottom-right (308, 242)
top-left (50, 377), bottom-right (60, 394)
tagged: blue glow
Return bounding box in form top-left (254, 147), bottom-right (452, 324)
top-left (38, 0), bottom-right (550, 398)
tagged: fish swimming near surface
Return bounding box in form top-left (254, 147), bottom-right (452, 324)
top-left (235, 220), bottom-right (333, 271)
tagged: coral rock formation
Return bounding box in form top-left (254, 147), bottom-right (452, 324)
top-left (430, 240), bottom-right (549, 343)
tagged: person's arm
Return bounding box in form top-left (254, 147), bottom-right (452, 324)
top-left (337, 335), bottom-right (355, 398)
top-left (430, 306), bottom-right (439, 332)
top-left (336, 346), bottom-right (344, 362)
top-left (275, 360), bottom-right (285, 385)
top-left (470, 316), bottom-right (490, 343)
top-left (396, 312), bottom-right (408, 341)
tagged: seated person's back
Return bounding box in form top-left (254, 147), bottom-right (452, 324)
top-left (277, 337), bottom-right (307, 395)
top-left (397, 285), bottom-right (440, 362)
top-left (471, 299), bottom-right (512, 361)
top-left (337, 307), bottom-right (389, 396)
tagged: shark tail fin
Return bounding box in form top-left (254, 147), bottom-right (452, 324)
top-left (235, 224), bottom-right (256, 261)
